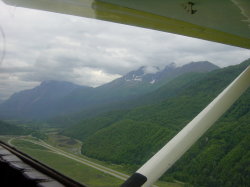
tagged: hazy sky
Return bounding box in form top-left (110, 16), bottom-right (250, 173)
top-left (0, 1), bottom-right (249, 100)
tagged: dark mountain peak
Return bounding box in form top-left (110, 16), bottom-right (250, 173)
top-left (9, 80), bottom-right (83, 101)
top-left (165, 62), bottom-right (177, 68)
top-left (125, 66), bottom-right (145, 77)
top-left (0, 80), bottom-right (87, 119)
top-left (138, 66), bottom-right (147, 71)
top-left (162, 63), bottom-right (176, 72)
top-left (38, 80), bottom-right (92, 92)
top-left (41, 80), bottom-right (54, 85)
top-left (40, 80), bottom-right (60, 86)
top-left (181, 61), bottom-right (219, 72)
top-left (40, 80), bottom-right (79, 87)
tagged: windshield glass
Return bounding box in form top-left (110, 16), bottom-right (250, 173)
top-left (0, 1), bottom-right (249, 187)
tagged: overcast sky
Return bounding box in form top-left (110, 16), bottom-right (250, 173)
top-left (0, 1), bottom-right (249, 101)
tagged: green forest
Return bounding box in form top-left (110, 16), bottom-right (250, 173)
top-left (0, 120), bottom-right (30, 135)
top-left (63, 59), bottom-right (250, 187)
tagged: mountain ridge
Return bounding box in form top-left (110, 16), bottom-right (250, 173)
top-left (0, 80), bottom-right (88, 119)
top-left (0, 61), bottom-right (219, 119)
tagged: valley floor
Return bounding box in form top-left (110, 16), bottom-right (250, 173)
top-left (0, 135), bottom-right (184, 187)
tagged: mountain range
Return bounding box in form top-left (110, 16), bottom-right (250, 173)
top-left (62, 59), bottom-right (250, 187)
top-left (0, 61), bottom-right (218, 120)
top-left (0, 58), bottom-right (249, 187)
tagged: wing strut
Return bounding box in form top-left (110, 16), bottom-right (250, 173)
top-left (121, 66), bottom-right (250, 187)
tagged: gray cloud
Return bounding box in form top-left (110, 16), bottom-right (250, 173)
top-left (0, 1), bottom-right (249, 100)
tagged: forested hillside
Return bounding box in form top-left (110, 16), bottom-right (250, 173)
top-left (166, 88), bottom-right (250, 187)
top-left (62, 72), bottom-right (206, 139)
top-left (0, 120), bottom-right (30, 135)
top-left (63, 59), bottom-right (250, 187)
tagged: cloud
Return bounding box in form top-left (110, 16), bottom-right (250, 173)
top-left (143, 66), bottom-right (160, 74)
top-left (0, 1), bottom-right (249, 100)
top-left (0, 73), bottom-right (39, 100)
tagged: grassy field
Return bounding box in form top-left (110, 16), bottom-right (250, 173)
top-left (0, 135), bottom-right (14, 143)
top-left (46, 133), bottom-right (82, 154)
top-left (11, 138), bottom-right (123, 187)
top-left (45, 133), bottom-right (184, 187)
top-left (0, 135), bottom-right (17, 143)
top-left (10, 137), bottom-right (184, 187)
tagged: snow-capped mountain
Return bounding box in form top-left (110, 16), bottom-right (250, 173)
top-left (106, 61), bottom-right (219, 87)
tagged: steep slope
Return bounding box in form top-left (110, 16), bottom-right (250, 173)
top-left (63, 59), bottom-right (249, 186)
top-left (59, 61), bottom-right (218, 115)
top-left (63, 61), bottom-right (239, 143)
top-left (166, 88), bottom-right (250, 187)
top-left (49, 61), bottom-right (219, 126)
top-left (95, 61), bottom-right (219, 98)
top-left (62, 72), bottom-right (206, 138)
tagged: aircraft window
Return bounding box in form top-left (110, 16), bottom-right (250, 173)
top-left (0, 1), bottom-right (249, 187)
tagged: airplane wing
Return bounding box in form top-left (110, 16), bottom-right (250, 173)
top-left (3, 0), bottom-right (250, 49)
